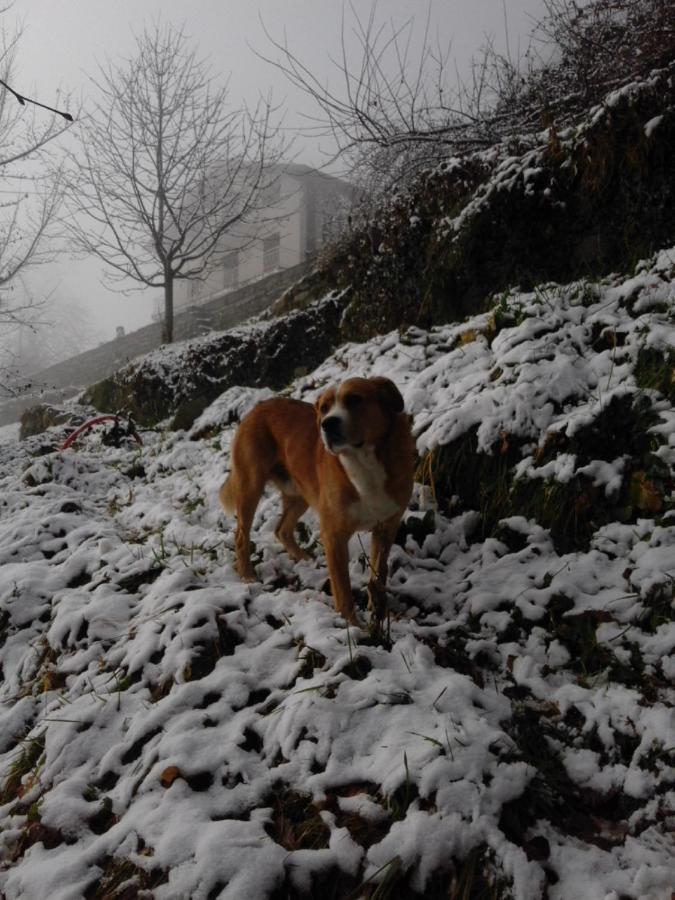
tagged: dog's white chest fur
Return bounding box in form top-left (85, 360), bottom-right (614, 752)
top-left (340, 447), bottom-right (400, 529)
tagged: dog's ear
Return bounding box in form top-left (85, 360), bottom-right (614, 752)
top-left (315, 386), bottom-right (335, 415)
top-left (371, 377), bottom-right (404, 413)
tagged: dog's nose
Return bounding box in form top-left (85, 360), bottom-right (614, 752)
top-left (321, 416), bottom-right (342, 437)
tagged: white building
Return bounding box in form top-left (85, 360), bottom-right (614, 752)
top-left (175, 163), bottom-right (352, 311)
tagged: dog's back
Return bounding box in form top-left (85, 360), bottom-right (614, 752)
top-left (220, 397), bottom-right (317, 510)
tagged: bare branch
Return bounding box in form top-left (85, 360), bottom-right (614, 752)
top-left (256, 0), bottom-right (675, 196)
top-left (0, 20), bottom-right (69, 361)
top-left (0, 76), bottom-right (73, 121)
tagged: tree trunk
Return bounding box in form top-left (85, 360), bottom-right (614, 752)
top-left (163, 269), bottom-right (174, 343)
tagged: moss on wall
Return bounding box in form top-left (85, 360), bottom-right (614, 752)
top-left (83, 296), bottom-right (347, 429)
top-left (308, 64), bottom-right (675, 343)
top-left (423, 394), bottom-right (673, 554)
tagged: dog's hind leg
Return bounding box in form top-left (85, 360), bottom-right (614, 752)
top-left (275, 493), bottom-right (310, 562)
top-left (219, 475), bottom-right (236, 514)
top-left (220, 453), bottom-right (267, 581)
top-left (230, 472), bottom-right (267, 582)
top-left (220, 471), bottom-right (256, 579)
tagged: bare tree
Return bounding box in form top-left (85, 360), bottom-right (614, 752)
top-left (0, 16), bottom-right (72, 398)
top-left (260, 0), bottom-right (675, 194)
top-left (67, 21), bottom-right (283, 344)
top-left (258, 3), bottom-right (507, 194)
top-left (521, 0), bottom-right (675, 105)
top-left (0, 292), bottom-right (100, 395)
top-left (0, 25), bottom-right (70, 332)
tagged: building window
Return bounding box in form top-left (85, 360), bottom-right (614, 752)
top-left (223, 250), bottom-right (239, 289)
top-left (262, 233), bottom-right (280, 273)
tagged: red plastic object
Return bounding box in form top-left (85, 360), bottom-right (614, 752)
top-left (60, 415), bottom-right (143, 450)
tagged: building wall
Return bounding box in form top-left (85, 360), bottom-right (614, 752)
top-left (176, 171), bottom-right (306, 310)
top-left (174, 166), bottom-right (351, 312)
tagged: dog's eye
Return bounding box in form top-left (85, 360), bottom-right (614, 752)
top-left (343, 393), bottom-right (363, 409)
top-left (320, 401), bottom-right (331, 415)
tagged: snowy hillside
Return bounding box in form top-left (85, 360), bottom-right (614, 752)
top-left (1, 248), bottom-right (674, 899)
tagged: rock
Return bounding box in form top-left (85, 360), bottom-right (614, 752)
top-left (19, 404), bottom-right (72, 440)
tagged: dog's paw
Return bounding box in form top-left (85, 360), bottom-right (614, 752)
top-left (237, 566), bottom-right (258, 583)
top-left (291, 548), bottom-right (313, 562)
top-left (345, 612), bottom-right (364, 629)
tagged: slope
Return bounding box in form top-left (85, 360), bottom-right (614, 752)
top-left (1, 245), bottom-right (674, 899)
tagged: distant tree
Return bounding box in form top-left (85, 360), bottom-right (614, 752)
top-left (67, 21), bottom-right (283, 344)
top-left (0, 20), bottom-right (72, 396)
top-left (9, 296), bottom-right (100, 376)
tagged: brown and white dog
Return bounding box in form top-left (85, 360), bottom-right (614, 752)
top-left (219, 376), bottom-right (415, 625)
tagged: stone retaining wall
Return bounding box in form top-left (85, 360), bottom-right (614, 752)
top-left (0, 260), bottom-right (315, 425)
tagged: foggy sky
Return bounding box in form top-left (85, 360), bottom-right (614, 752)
top-left (11, 0), bottom-right (546, 345)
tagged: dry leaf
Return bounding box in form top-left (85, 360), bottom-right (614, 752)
top-left (160, 766), bottom-right (182, 788)
top-left (630, 471), bottom-right (662, 514)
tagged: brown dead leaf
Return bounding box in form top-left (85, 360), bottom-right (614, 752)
top-left (630, 471), bottom-right (662, 514)
top-left (459, 328), bottom-right (485, 345)
top-left (17, 773), bottom-right (40, 799)
top-left (40, 669), bottom-right (66, 693)
top-left (160, 766), bottom-right (182, 788)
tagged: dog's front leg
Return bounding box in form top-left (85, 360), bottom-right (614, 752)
top-left (367, 515), bottom-right (401, 620)
top-left (322, 528), bottom-right (360, 626)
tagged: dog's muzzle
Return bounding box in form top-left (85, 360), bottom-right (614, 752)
top-left (321, 416), bottom-right (343, 440)
top-left (321, 415), bottom-right (364, 453)
top-left (321, 416), bottom-right (345, 452)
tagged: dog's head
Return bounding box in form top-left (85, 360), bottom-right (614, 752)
top-left (315, 376), bottom-right (404, 454)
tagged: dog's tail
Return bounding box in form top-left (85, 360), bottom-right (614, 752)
top-left (219, 474), bottom-right (236, 515)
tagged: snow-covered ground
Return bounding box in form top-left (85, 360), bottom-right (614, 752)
top-left (1, 249), bottom-right (674, 899)
top-left (0, 423), bottom-right (20, 446)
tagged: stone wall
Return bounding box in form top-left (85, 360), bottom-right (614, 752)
top-left (0, 259), bottom-right (315, 426)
